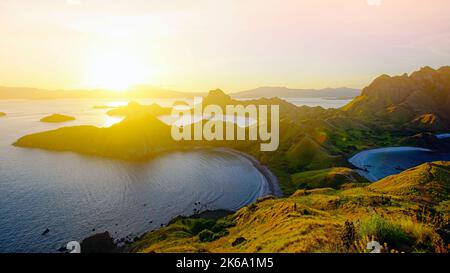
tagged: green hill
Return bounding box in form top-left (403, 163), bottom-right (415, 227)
top-left (286, 136), bottom-right (345, 170)
top-left (369, 162), bottom-right (450, 204)
top-left (291, 167), bottom-right (368, 190)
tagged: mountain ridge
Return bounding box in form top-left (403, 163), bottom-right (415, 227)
top-left (0, 86), bottom-right (205, 99)
top-left (0, 85), bottom-right (360, 100)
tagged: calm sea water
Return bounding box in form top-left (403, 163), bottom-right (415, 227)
top-left (349, 147), bottom-right (450, 182)
top-left (235, 97), bottom-right (352, 108)
top-left (0, 99), bottom-right (270, 253)
top-left (281, 97), bottom-right (351, 108)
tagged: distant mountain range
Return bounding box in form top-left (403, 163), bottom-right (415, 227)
top-left (0, 85), bottom-right (360, 100)
top-left (231, 87), bottom-right (360, 99)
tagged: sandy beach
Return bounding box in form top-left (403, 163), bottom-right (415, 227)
top-left (217, 148), bottom-right (283, 197)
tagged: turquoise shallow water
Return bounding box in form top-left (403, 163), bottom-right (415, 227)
top-left (0, 99), bottom-right (269, 253)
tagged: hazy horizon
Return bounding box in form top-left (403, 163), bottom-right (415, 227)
top-left (1, 0), bottom-right (450, 92)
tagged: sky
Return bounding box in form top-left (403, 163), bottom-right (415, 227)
top-left (1, 0), bottom-right (450, 92)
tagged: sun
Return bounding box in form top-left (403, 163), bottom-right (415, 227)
top-left (85, 48), bottom-right (152, 91)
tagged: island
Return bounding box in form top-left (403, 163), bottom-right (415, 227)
top-left (93, 105), bottom-right (117, 109)
top-left (40, 114), bottom-right (76, 123)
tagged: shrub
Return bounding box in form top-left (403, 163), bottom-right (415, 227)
top-left (212, 230), bottom-right (229, 241)
top-left (184, 219), bottom-right (215, 235)
top-left (341, 220), bottom-right (357, 250)
top-left (198, 229), bottom-right (215, 242)
top-left (359, 215), bottom-right (411, 248)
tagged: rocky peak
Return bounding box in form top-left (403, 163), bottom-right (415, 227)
top-left (207, 88), bottom-right (230, 99)
top-left (203, 89), bottom-right (233, 105)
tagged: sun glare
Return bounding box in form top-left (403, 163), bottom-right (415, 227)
top-left (85, 48), bottom-right (152, 91)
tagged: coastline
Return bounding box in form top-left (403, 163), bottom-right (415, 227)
top-left (216, 147), bottom-right (283, 198)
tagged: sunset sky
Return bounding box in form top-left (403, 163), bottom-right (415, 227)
top-left (1, 0), bottom-right (450, 92)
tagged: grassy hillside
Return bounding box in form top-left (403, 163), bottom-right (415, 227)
top-left (369, 162), bottom-right (450, 204)
top-left (131, 162), bottom-right (450, 253)
top-left (291, 167), bottom-right (368, 190)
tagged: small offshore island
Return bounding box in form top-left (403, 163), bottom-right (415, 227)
top-left (12, 66), bottom-right (450, 253)
top-left (93, 105), bottom-right (117, 109)
top-left (40, 114), bottom-right (76, 123)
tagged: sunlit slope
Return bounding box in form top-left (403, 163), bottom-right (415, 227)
top-left (291, 167), bottom-right (368, 190)
top-left (369, 162), bottom-right (450, 203)
top-left (132, 162), bottom-right (450, 253)
top-left (14, 114), bottom-right (176, 160)
top-left (286, 136), bottom-right (346, 170)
